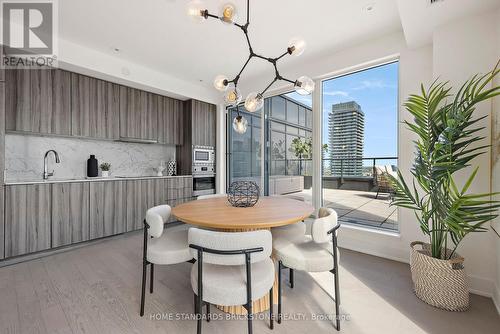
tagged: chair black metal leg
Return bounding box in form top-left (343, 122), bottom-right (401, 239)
top-left (334, 270), bottom-right (340, 331)
top-left (247, 300), bottom-right (253, 334)
top-left (269, 287), bottom-right (274, 330)
top-left (194, 293), bottom-right (198, 315)
top-left (197, 293), bottom-right (202, 334)
top-left (140, 260), bottom-right (147, 316)
top-left (150, 263), bottom-right (154, 294)
top-left (289, 268), bottom-right (294, 289)
top-left (278, 261), bottom-right (282, 324)
top-left (206, 303), bottom-right (210, 322)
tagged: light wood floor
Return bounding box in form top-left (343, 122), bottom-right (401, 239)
top-left (0, 229), bottom-right (499, 334)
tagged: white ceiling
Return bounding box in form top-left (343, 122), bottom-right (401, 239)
top-left (59, 0), bottom-right (402, 96)
top-left (59, 0), bottom-right (500, 99)
top-left (397, 0), bottom-right (500, 48)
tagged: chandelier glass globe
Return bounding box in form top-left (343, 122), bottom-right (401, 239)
top-left (233, 115), bottom-right (248, 134)
top-left (220, 3), bottom-right (238, 24)
top-left (187, 0), bottom-right (206, 21)
top-left (214, 75), bottom-right (229, 91)
top-left (224, 87), bottom-right (242, 106)
top-left (244, 92), bottom-right (264, 112)
top-left (288, 37), bottom-right (306, 57)
top-left (295, 76), bottom-right (315, 95)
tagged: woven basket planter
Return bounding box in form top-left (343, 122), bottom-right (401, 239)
top-left (410, 241), bottom-right (469, 311)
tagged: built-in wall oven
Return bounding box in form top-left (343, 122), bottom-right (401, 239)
top-left (192, 146), bottom-right (216, 196)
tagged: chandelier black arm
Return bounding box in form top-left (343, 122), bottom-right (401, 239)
top-left (246, 0), bottom-right (250, 25)
top-left (280, 77), bottom-right (297, 85)
top-left (229, 54), bottom-right (253, 85)
top-left (275, 50), bottom-right (290, 61)
top-left (260, 77), bottom-right (279, 96)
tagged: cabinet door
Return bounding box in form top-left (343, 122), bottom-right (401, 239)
top-left (158, 96), bottom-right (184, 145)
top-left (71, 74), bottom-right (119, 139)
top-left (119, 87), bottom-right (157, 141)
top-left (89, 181), bottom-right (127, 239)
top-left (4, 184), bottom-right (51, 257)
top-left (192, 100), bottom-right (216, 147)
top-left (52, 183), bottom-right (90, 247)
top-left (126, 179), bottom-right (155, 232)
top-left (5, 69), bottom-right (71, 135)
top-left (0, 185), bottom-right (4, 260)
top-left (6, 69), bottom-right (31, 132)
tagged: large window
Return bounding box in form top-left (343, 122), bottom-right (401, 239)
top-left (227, 93), bottom-right (312, 198)
top-left (321, 61), bottom-right (399, 232)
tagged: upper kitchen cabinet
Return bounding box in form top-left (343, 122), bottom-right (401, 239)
top-left (119, 86), bottom-right (158, 142)
top-left (71, 73), bottom-right (120, 139)
top-left (5, 69), bottom-right (71, 135)
top-left (191, 99), bottom-right (216, 147)
top-left (157, 96), bottom-right (184, 145)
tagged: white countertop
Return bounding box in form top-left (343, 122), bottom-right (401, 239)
top-left (4, 175), bottom-right (192, 185)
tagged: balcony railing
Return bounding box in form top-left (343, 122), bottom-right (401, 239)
top-left (270, 156), bottom-right (398, 181)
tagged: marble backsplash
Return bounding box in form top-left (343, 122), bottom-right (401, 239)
top-left (4, 134), bottom-right (176, 181)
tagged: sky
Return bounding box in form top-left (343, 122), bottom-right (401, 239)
top-left (285, 61), bottom-right (399, 163)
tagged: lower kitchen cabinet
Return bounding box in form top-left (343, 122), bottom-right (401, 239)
top-left (4, 184), bottom-right (51, 257)
top-left (52, 182), bottom-right (90, 247)
top-left (0, 185), bottom-right (4, 260)
top-left (126, 179), bottom-right (155, 232)
top-left (1, 176), bottom-right (193, 260)
top-left (89, 181), bottom-right (127, 238)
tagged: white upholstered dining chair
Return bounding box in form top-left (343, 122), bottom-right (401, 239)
top-left (188, 227), bottom-right (275, 334)
top-left (140, 205), bottom-right (194, 316)
top-left (273, 207), bottom-right (342, 330)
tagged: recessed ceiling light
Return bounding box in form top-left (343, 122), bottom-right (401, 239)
top-left (363, 3), bottom-right (375, 12)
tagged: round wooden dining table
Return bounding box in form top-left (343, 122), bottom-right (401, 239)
top-left (172, 196), bottom-right (314, 315)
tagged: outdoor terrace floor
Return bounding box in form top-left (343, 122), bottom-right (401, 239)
top-left (285, 188), bottom-right (398, 232)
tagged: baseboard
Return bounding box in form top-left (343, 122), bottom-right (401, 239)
top-left (493, 284), bottom-right (500, 315)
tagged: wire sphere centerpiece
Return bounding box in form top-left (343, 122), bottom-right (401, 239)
top-left (227, 181), bottom-right (260, 207)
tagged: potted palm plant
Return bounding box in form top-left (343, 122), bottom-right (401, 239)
top-left (390, 64), bottom-right (500, 311)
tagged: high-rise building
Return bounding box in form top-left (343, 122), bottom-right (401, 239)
top-left (328, 101), bottom-right (365, 176)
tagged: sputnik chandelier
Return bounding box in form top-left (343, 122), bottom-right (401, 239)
top-left (187, 0), bottom-right (315, 134)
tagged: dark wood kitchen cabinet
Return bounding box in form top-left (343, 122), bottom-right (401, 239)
top-left (191, 99), bottom-right (216, 147)
top-left (5, 69), bottom-right (71, 135)
top-left (4, 184), bottom-right (52, 257)
top-left (125, 179), bottom-right (156, 232)
top-left (0, 185), bottom-right (4, 260)
top-left (89, 181), bottom-right (127, 238)
top-left (119, 87), bottom-right (158, 141)
top-left (51, 182), bottom-right (90, 247)
top-left (157, 96), bottom-right (184, 145)
top-left (71, 74), bottom-right (120, 139)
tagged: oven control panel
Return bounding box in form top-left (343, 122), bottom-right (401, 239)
top-left (192, 163), bottom-right (215, 175)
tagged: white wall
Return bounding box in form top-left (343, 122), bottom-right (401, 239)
top-left (492, 7), bottom-right (500, 315)
top-left (432, 9), bottom-right (500, 299)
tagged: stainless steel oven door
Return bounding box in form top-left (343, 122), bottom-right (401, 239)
top-left (193, 175), bottom-right (215, 196)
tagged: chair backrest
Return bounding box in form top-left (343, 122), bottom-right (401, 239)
top-left (311, 208), bottom-right (339, 243)
top-left (197, 193), bottom-right (226, 200)
top-left (145, 205), bottom-right (171, 238)
top-left (188, 228), bottom-right (272, 265)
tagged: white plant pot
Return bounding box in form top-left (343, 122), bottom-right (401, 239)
top-left (102, 171), bottom-right (110, 178)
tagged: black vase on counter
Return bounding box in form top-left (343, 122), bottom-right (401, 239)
top-left (87, 155), bottom-right (98, 177)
